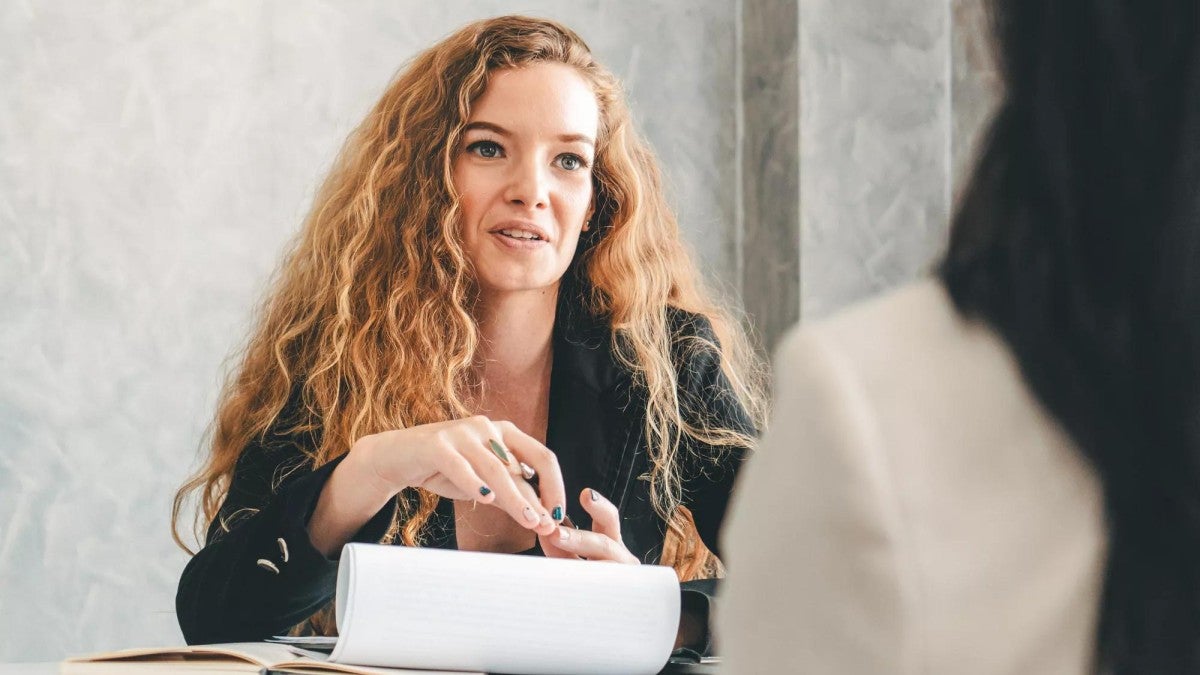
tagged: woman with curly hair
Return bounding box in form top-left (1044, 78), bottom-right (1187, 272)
top-left (172, 14), bottom-right (766, 649)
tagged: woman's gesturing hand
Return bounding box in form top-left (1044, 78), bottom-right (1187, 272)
top-left (351, 416), bottom-right (566, 537)
top-left (541, 488), bottom-right (640, 564)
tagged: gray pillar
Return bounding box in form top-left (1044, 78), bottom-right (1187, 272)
top-left (739, 0), bottom-right (801, 355)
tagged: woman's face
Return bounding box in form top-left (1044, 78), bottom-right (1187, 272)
top-left (453, 63), bottom-right (599, 300)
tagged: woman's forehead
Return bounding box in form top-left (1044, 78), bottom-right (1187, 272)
top-left (467, 63), bottom-right (599, 141)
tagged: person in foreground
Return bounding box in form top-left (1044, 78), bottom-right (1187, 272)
top-left (720, 0), bottom-right (1200, 673)
top-left (172, 16), bottom-right (764, 650)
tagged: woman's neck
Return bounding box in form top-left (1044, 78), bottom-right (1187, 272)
top-left (474, 287), bottom-right (557, 412)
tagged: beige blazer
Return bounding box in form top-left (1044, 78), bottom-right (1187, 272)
top-left (718, 280), bottom-right (1108, 674)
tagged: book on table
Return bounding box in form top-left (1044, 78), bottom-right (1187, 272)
top-left (64, 543), bottom-right (682, 675)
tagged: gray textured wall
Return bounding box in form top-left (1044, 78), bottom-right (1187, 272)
top-left (797, 0), bottom-right (997, 320)
top-left (799, 0), bottom-right (952, 319)
top-left (0, 1), bottom-right (741, 661)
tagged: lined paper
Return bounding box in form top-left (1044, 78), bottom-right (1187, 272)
top-left (330, 544), bottom-right (679, 675)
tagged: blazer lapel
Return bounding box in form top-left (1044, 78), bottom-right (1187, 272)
top-left (546, 305), bottom-right (634, 533)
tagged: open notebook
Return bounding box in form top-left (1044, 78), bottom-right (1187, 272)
top-left (66, 543), bottom-right (681, 675)
top-left (62, 641), bottom-right (458, 674)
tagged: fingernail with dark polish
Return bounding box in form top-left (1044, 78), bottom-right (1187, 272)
top-left (479, 485), bottom-right (492, 497)
top-left (551, 505), bottom-right (563, 521)
top-left (589, 489), bottom-right (601, 502)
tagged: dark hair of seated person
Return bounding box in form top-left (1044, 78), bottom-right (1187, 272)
top-left (941, 1), bottom-right (1200, 672)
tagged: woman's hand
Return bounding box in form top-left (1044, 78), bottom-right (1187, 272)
top-left (309, 417), bottom-right (563, 557)
top-left (350, 416), bottom-right (566, 537)
top-left (541, 488), bottom-right (640, 564)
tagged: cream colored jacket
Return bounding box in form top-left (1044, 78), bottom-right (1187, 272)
top-left (718, 280), bottom-right (1108, 674)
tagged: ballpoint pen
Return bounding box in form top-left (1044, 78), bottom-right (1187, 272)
top-left (487, 438), bottom-right (575, 528)
top-left (522, 462), bottom-right (576, 529)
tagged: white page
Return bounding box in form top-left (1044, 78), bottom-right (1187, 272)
top-left (329, 544), bottom-right (680, 675)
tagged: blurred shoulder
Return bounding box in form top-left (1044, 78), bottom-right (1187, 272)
top-left (775, 278), bottom-right (1001, 387)
top-left (783, 279), bottom-right (956, 351)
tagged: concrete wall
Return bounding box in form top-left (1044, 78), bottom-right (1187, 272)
top-left (800, 0), bottom-right (948, 319)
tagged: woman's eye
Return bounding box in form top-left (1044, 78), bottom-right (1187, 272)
top-left (467, 140), bottom-right (503, 159)
top-left (556, 153), bottom-right (588, 171)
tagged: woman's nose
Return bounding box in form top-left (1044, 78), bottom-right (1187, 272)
top-left (504, 159), bottom-right (549, 209)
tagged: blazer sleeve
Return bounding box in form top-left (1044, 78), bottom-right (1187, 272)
top-left (175, 418), bottom-right (396, 645)
top-left (718, 327), bottom-right (918, 674)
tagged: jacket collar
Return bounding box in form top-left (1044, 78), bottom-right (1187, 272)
top-left (550, 290), bottom-right (628, 396)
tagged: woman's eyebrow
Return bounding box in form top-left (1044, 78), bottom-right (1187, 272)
top-left (463, 121), bottom-right (510, 136)
top-left (463, 121), bottom-right (594, 147)
top-left (556, 133), bottom-right (595, 147)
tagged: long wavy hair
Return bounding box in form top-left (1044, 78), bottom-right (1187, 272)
top-left (941, 1), bottom-right (1200, 671)
top-left (173, 15), bottom-right (766, 601)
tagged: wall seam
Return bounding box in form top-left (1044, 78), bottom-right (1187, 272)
top-left (734, 0), bottom-right (746, 302)
top-left (795, 0), bottom-right (804, 321)
top-left (944, 0), bottom-right (954, 228)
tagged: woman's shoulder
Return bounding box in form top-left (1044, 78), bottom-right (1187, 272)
top-left (794, 277), bottom-right (953, 341)
top-left (664, 307), bottom-right (725, 383)
top-left (776, 278), bottom-right (985, 380)
top-left (768, 278), bottom-right (1029, 466)
top-left (665, 307), bottom-right (724, 375)
top-left (772, 277), bottom-right (1092, 498)
top-left (665, 305), bottom-right (717, 342)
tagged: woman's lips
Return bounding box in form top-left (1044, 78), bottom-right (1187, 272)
top-left (491, 230), bottom-right (549, 250)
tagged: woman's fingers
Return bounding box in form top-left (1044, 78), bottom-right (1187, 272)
top-left (461, 435), bottom-right (554, 534)
top-left (579, 488), bottom-right (621, 540)
top-left (421, 442), bottom-right (497, 504)
top-left (549, 488), bottom-right (638, 564)
top-left (495, 420), bottom-right (567, 525)
top-left (508, 464), bottom-right (558, 535)
top-left (538, 532), bottom-right (580, 559)
top-left (369, 416), bottom-right (564, 536)
top-left (553, 526), bottom-right (639, 564)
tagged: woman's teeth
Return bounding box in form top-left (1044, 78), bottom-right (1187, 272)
top-left (499, 229), bottom-right (541, 240)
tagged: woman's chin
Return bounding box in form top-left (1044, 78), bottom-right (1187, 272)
top-left (477, 275), bottom-right (562, 298)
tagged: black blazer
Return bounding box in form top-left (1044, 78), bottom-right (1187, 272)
top-left (176, 305), bottom-right (753, 646)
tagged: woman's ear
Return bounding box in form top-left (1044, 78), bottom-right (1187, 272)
top-left (583, 194), bottom-right (599, 231)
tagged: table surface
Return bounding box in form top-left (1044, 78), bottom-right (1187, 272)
top-left (0, 663), bottom-right (719, 674)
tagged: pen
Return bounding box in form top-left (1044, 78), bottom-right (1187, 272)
top-left (522, 463), bottom-right (576, 528)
